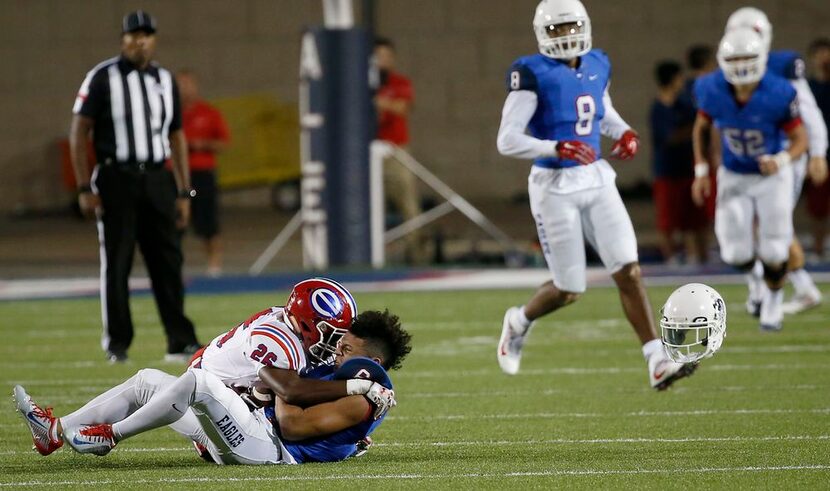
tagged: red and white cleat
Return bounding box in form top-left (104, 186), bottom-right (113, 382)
top-left (65, 423), bottom-right (116, 456)
top-left (649, 356), bottom-right (698, 391)
top-left (13, 385), bottom-right (63, 456)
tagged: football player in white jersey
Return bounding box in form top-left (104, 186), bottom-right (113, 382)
top-left (724, 7), bottom-right (829, 316)
top-left (13, 278), bottom-right (396, 464)
top-left (496, 0), bottom-right (697, 390)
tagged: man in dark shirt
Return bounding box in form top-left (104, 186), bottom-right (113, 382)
top-left (650, 60), bottom-right (709, 264)
top-left (806, 38), bottom-right (830, 259)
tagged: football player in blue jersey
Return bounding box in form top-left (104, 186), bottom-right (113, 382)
top-left (496, 0), bottom-right (697, 391)
top-left (692, 28), bottom-right (809, 332)
top-left (725, 7), bottom-right (829, 316)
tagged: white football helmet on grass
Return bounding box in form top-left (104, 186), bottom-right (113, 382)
top-left (660, 283), bottom-right (727, 363)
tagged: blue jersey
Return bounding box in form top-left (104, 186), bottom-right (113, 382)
top-left (506, 50), bottom-right (611, 169)
top-left (694, 70), bottom-right (799, 174)
top-left (276, 357), bottom-right (392, 463)
top-left (767, 50), bottom-right (805, 81)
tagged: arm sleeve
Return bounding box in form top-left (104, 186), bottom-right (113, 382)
top-left (73, 69), bottom-right (106, 119)
top-left (496, 90), bottom-right (557, 159)
top-left (791, 78), bottom-right (829, 158)
top-left (599, 86), bottom-right (631, 139)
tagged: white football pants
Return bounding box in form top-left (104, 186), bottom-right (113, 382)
top-left (528, 161), bottom-right (638, 293)
top-left (715, 166), bottom-right (793, 265)
top-left (63, 368), bottom-right (293, 465)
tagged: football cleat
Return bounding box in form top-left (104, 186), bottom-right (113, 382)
top-left (12, 385), bottom-right (63, 456)
top-left (782, 289), bottom-right (822, 315)
top-left (648, 356), bottom-right (698, 391)
top-left (64, 423), bottom-right (116, 456)
top-left (352, 436), bottom-right (373, 458)
top-left (497, 307), bottom-right (533, 375)
top-left (192, 440), bottom-right (215, 463)
top-left (759, 289), bottom-right (784, 332)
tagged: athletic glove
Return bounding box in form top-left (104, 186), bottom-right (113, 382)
top-left (610, 130), bottom-right (639, 160)
top-left (346, 379), bottom-right (397, 420)
top-left (555, 140), bottom-right (596, 165)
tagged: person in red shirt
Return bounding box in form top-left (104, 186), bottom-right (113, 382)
top-left (176, 70), bottom-right (230, 276)
top-left (374, 37), bottom-right (427, 263)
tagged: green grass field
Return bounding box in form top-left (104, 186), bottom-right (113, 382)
top-left (1, 283), bottom-right (829, 489)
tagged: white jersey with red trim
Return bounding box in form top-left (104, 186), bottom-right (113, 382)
top-left (197, 307), bottom-right (307, 387)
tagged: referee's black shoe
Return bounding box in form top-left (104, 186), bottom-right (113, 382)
top-left (106, 350), bottom-right (128, 364)
top-left (164, 344), bottom-right (202, 364)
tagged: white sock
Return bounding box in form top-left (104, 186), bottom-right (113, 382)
top-left (789, 269), bottom-right (817, 296)
top-left (642, 338), bottom-right (664, 362)
top-left (112, 371), bottom-right (196, 441)
top-left (510, 306), bottom-right (532, 335)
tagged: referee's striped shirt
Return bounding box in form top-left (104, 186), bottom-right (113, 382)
top-left (73, 56), bottom-right (181, 166)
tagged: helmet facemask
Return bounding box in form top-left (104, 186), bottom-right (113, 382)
top-left (718, 28), bottom-right (768, 85)
top-left (536, 20), bottom-right (591, 59)
top-left (660, 313), bottom-right (725, 363)
top-left (304, 320), bottom-right (348, 364)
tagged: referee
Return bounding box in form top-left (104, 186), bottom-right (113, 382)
top-left (69, 11), bottom-right (200, 363)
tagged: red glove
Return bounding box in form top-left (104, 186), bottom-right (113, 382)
top-left (556, 140), bottom-right (596, 165)
top-left (610, 130), bottom-right (639, 160)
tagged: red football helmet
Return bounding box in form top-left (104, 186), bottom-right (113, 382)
top-left (284, 278), bottom-right (358, 363)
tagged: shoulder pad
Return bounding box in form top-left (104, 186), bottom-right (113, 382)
top-left (506, 59), bottom-right (538, 92)
top-left (333, 357), bottom-right (393, 390)
top-left (301, 362), bottom-right (335, 380)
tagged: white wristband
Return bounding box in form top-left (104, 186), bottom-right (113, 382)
top-left (550, 140), bottom-right (559, 159)
top-left (773, 151), bottom-right (791, 168)
top-left (694, 163), bottom-right (710, 178)
top-left (346, 379), bottom-right (372, 395)
top-left (252, 387), bottom-right (273, 401)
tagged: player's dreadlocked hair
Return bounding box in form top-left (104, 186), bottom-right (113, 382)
top-left (350, 309), bottom-right (412, 371)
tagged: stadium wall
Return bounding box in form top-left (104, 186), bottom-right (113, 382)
top-left (1, 0), bottom-right (828, 213)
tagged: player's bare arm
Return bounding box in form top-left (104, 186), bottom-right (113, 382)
top-left (257, 366), bottom-right (392, 413)
top-left (69, 114), bottom-right (99, 218)
top-left (691, 112), bottom-right (714, 206)
top-left (169, 128), bottom-right (191, 229)
top-left (275, 395), bottom-right (371, 441)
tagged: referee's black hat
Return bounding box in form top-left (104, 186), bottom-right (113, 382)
top-left (122, 10), bottom-right (157, 35)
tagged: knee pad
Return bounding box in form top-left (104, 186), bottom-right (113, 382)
top-left (763, 262), bottom-right (787, 284)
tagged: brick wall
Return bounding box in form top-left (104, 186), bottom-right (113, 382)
top-left (1, 0), bottom-right (827, 212)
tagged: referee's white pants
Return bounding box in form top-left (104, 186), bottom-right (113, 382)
top-left (715, 166), bottom-right (793, 266)
top-left (528, 161), bottom-right (638, 293)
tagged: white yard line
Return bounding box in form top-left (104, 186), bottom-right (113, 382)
top-left (1, 465), bottom-right (828, 486)
top-left (3, 435), bottom-right (828, 457)
top-left (385, 408), bottom-right (830, 421)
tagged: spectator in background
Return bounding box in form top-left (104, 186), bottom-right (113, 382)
top-left (683, 45), bottom-right (717, 100)
top-left (176, 70), bottom-right (230, 277)
top-left (806, 38), bottom-right (830, 260)
top-left (374, 37), bottom-right (427, 264)
top-left (683, 45), bottom-right (718, 225)
top-left (650, 60), bottom-right (708, 264)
